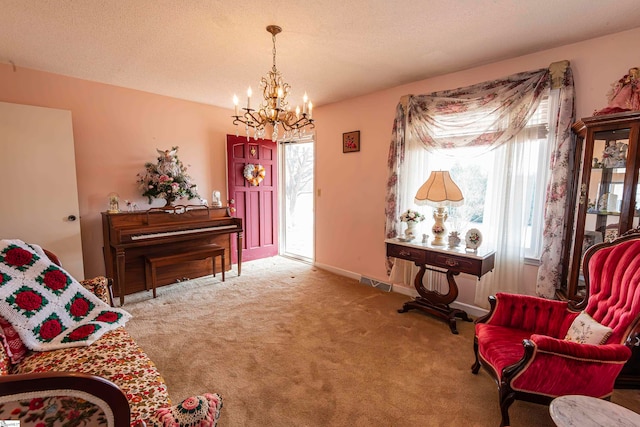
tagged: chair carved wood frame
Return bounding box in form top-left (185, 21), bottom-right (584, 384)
top-left (471, 227), bottom-right (640, 427)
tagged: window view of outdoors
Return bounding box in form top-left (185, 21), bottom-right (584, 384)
top-left (283, 142), bottom-right (314, 259)
top-left (449, 162), bottom-right (489, 226)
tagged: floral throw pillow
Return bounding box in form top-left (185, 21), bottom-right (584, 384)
top-left (0, 239), bottom-right (130, 351)
top-left (565, 311), bottom-right (613, 345)
top-left (152, 394), bottom-right (223, 427)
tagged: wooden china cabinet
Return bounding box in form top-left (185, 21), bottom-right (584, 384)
top-left (560, 111), bottom-right (640, 301)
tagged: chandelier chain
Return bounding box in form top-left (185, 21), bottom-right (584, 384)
top-left (272, 32), bottom-right (277, 72)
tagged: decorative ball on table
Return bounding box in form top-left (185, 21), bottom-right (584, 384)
top-left (136, 146), bottom-right (200, 206)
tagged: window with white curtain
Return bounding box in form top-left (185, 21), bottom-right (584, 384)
top-left (409, 90), bottom-right (558, 261)
top-left (387, 64), bottom-right (575, 300)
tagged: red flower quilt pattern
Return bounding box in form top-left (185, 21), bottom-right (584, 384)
top-left (0, 239), bottom-right (130, 351)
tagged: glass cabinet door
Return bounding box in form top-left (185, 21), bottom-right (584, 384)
top-left (563, 111), bottom-right (640, 301)
top-left (586, 129), bottom-right (630, 243)
top-left (569, 129), bottom-right (631, 297)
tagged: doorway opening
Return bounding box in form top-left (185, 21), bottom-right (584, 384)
top-left (280, 138), bottom-right (314, 262)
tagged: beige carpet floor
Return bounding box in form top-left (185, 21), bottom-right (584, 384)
top-left (123, 256), bottom-right (640, 426)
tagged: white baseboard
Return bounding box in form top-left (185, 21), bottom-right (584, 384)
top-left (450, 301), bottom-right (488, 318)
top-left (313, 262), bottom-right (488, 318)
top-left (391, 285), bottom-right (415, 297)
top-left (313, 262), bottom-right (361, 281)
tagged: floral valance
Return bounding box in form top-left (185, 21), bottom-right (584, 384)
top-left (404, 68), bottom-right (550, 156)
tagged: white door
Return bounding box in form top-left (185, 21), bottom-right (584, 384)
top-left (0, 102), bottom-right (84, 278)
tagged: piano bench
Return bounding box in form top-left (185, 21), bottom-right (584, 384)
top-left (144, 244), bottom-right (225, 298)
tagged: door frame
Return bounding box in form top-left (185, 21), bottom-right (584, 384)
top-left (278, 135), bottom-right (316, 262)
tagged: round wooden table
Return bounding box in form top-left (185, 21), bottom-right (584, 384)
top-left (550, 395), bottom-right (640, 427)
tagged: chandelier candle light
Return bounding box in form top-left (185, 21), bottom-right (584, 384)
top-left (232, 25), bottom-right (314, 142)
top-left (414, 171), bottom-right (464, 246)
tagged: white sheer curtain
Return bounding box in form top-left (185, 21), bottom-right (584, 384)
top-left (474, 125), bottom-right (550, 304)
top-left (387, 130), bottom-right (429, 288)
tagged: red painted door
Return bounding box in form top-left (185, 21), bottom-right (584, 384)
top-left (227, 135), bottom-right (279, 262)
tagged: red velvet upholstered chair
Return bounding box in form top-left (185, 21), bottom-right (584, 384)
top-left (471, 229), bottom-right (640, 427)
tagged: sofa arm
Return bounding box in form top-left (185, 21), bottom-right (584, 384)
top-left (0, 371), bottom-right (130, 427)
top-left (506, 336), bottom-right (632, 398)
top-left (530, 334), bottom-right (632, 362)
top-left (479, 293), bottom-right (577, 337)
top-left (150, 393), bottom-right (223, 427)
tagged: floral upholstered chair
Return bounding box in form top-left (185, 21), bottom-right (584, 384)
top-left (471, 228), bottom-right (640, 427)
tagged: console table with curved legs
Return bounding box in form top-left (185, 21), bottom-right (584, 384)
top-left (386, 238), bottom-right (495, 334)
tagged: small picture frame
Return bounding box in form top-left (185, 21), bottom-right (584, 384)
top-left (343, 131), bottom-right (360, 153)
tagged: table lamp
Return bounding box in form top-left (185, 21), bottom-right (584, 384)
top-left (415, 171), bottom-right (464, 246)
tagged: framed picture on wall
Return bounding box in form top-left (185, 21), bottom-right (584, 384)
top-left (343, 131), bottom-right (360, 153)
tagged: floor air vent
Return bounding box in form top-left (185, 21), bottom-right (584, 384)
top-left (360, 276), bottom-right (392, 292)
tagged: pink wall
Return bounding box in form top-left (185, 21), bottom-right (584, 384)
top-left (0, 65), bottom-right (237, 277)
top-left (313, 27), bottom-right (640, 288)
top-left (1, 26), bottom-right (639, 294)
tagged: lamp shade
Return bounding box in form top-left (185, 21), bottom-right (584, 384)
top-left (415, 171), bottom-right (464, 207)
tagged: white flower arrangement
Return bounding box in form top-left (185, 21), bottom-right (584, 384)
top-left (399, 209), bottom-right (425, 223)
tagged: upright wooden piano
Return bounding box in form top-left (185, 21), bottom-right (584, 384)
top-left (102, 205), bottom-right (243, 305)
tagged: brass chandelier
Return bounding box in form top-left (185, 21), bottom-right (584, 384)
top-left (232, 25), bottom-right (314, 142)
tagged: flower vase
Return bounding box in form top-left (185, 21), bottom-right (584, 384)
top-left (405, 221), bottom-right (418, 238)
top-left (431, 207), bottom-right (448, 246)
top-left (448, 231), bottom-right (461, 248)
top-left (164, 195), bottom-right (177, 206)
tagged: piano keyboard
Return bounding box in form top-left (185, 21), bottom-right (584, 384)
top-left (130, 224), bottom-right (238, 240)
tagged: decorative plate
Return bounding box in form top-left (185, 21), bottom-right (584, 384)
top-left (465, 228), bottom-right (482, 250)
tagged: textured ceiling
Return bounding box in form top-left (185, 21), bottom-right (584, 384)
top-left (1, 1), bottom-right (639, 110)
